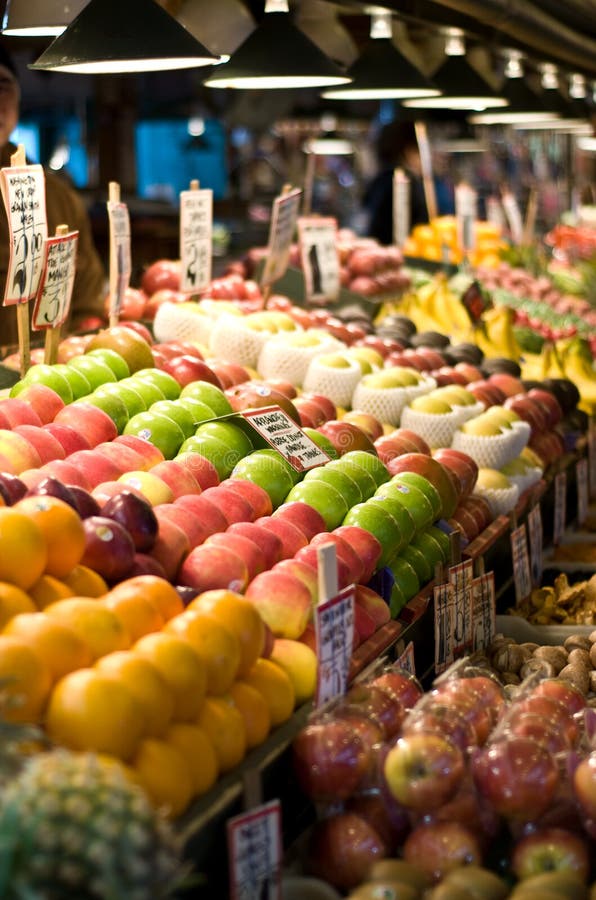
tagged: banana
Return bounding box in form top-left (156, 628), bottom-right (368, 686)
top-left (560, 339), bottom-right (596, 413)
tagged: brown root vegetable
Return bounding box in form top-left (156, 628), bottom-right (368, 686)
top-left (533, 646), bottom-right (568, 673)
top-left (558, 663), bottom-right (590, 696)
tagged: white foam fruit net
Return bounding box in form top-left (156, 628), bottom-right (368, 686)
top-left (257, 330), bottom-right (346, 387)
top-left (153, 301), bottom-right (223, 345)
top-left (303, 356), bottom-right (363, 409)
top-left (473, 482), bottom-right (520, 517)
top-left (502, 467), bottom-right (543, 496)
top-left (452, 422), bottom-right (530, 470)
top-left (400, 401), bottom-right (485, 450)
top-left (351, 375), bottom-right (436, 426)
top-left (209, 315), bottom-right (273, 368)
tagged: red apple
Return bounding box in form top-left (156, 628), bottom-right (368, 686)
top-left (292, 718), bottom-right (371, 803)
top-left (342, 410), bottom-right (384, 442)
top-left (174, 494), bottom-right (228, 536)
top-left (12, 425), bottom-right (65, 464)
top-left (54, 402), bottom-right (118, 447)
top-left (372, 667), bottom-right (423, 711)
top-left (472, 736), bottom-right (559, 821)
top-left (402, 701), bottom-right (477, 754)
top-left (41, 423), bottom-right (92, 456)
top-left (307, 812), bottom-right (387, 892)
top-left (153, 503), bottom-right (209, 549)
top-left (101, 489), bottom-right (158, 552)
top-left (387, 453), bottom-right (459, 519)
top-left (454, 362), bottom-right (484, 383)
top-left (300, 391), bottom-right (337, 422)
top-left (255, 516), bottom-right (308, 558)
top-left (245, 569), bottom-right (312, 639)
top-left (0, 397), bottom-right (42, 427)
top-left (432, 448), bottom-right (478, 499)
top-left (199, 485), bottom-right (254, 525)
top-left (148, 515), bottom-right (190, 581)
top-left (219, 478), bottom-right (271, 518)
top-left (10, 383), bottom-right (64, 423)
top-left (0, 472), bottom-right (27, 504)
top-left (178, 543), bottom-right (248, 593)
top-left (504, 394), bottom-right (549, 435)
top-left (67, 449), bottom-right (123, 489)
top-left (225, 383), bottom-right (300, 423)
top-left (527, 388), bottom-right (563, 428)
top-left (309, 531), bottom-right (366, 585)
top-left (68, 485), bottom-right (101, 519)
top-left (272, 559), bottom-right (318, 604)
top-left (226, 521), bottom-right (282, 570)
top-left (272, 501), bottom-right (327, 541)
top-left (141, 258), bottom-right (181, 295)
top-left (511, 827), bottom-right (590, 882)
top-left (317, 420), bottom-right (377, 457)
top-left (293, 397), bottom-right (328, 429)
top-left (402, 821), bottom-right (482, 884)
top-left (341, 683), bottom-right (406, 741)
top-left (113, 434), bottom-right (165, 469)
top-left (506, 712), bottom-right (571, 756)
top-left (162, 355), bottom-right (223, 390)
top-left (147, 459), bottom-right (201, 499)
top-left (205, 531), bottom-right (263, 582)
top-left (293, 544), bottom-right (352, 591)
top-left (488, 372), bottom-right (524, 397)
top-left (81, 515), bottom-right (136, 583)
top-left (175, 451), bottom-right (220, 490)
top-left (36, 459), bottom-right (92, 490)
top-left (432, 366), bottom-right (470, 387)
top-left (128, 552), bottom-right (168, 579)
top-left (333, 525), bottom-right (383, 583)
top-left (531, 679), bottom-right (586, 716)
top-left (354, 584), bottom-right (391, 628)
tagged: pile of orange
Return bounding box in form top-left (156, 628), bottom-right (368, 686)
top-left (403, 216), bottom-right (506, 268)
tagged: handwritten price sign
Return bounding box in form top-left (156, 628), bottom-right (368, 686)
top-left (553, 471), bottom-right (567, 546)
top-left (227, 800), bottom-right (282, 900)
top-left (577, 458), bottom-right (589, 527)
top-left (180, 187), bottom-right (212, 293)
top-left (315, 585), bottom-right (355, 707)
top-left (32, 231), bottom-right (78, 331)
top-left (242, 405), bottom-right (330, 472)
top-left (260, 188), bottom-right (302, 287)
top-left (448, 559), bottom-right (474, 655)
top-left (527, 504), bottom-right (543, 586)
top-left (471, 571), bottom-right (496, 651)
top-left (297, 216), bottom-right (340, 304)
top-left (434, 581), bottom-right (456, 674)
top-left (0, 165), bottom-right (48, 305)
top-left (511, 523), bottom-right (532, 604)
top-left (107, 200), bottom-right (131, 320)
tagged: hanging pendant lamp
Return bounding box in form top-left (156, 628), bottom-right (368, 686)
top-left (29, 0), bottom-right (221, 74)
top-left (470, 52), bottom-right (559, 125)
top-left (2, 0), bottom-right (87, 37)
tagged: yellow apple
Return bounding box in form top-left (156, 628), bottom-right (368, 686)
top-left (460, 416), bottom-right (503, 437)
top-left (476, 468), bottom-right (512, 490)
top-left (409, 395), bottom-right (453, 415)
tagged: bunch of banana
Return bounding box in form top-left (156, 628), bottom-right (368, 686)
top-left (380, 276), bottom-right (474, 340)
top-left (473, 305), bottom-right (522, 360)
top-left (558, 337), bottom-right (596, 414)
top-left (520, 342), bottom-right (566, 382)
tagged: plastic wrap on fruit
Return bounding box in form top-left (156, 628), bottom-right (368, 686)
top-left (333, 682), bottom-right (407, 742)
top-left (292, 712), bottom-right (372, 805)
top-left (429, 668), bottom-right (506, 746)
top-left (306, 809), bottom-right (389, 893)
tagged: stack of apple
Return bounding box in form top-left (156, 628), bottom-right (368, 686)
top-left (294, 660), bottom-right (596, 897)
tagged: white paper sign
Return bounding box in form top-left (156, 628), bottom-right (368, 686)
top-left (242, 405), bottom-right (330, 472)
top-left (180, 187), bottom-right (212, 293)
top-left (577, 458), bottom-right (589, 526)
top-left (455, 183), bottom-right (477, 252)
top-left (260, 188), bottom-right (302, 287)
top-left (527, 503), bottom-right (543, 586)
top-left (502, 190), bottom-right (524, 244)
top-left (471, 571), bottom-right (496, 651)
top-left (107, 200), bottom-right (131, 319)
top-left (393, 168), bottom-right (410, 248)
top-left (448, 559), bottom-right (474, 655)
top-left (315, 585), bottom-right (355, 707)
top-left (31, 231), bottom-right (78, 331)
top-left (0, 165), bottom-right (48, 305)
top-left (434, 581), bottom-right (456, 674)
top-left (227, 800), bottom-right (282, 900)
top-left (511, 523), bottom-right (532, 604)
top-left (553, 471), bottom-right (567, 546)
top-left (395, 640), bottom-right (416, 677)
top-left (297, 216), bottom-right (340, 304)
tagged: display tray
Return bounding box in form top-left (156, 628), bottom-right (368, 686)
top-left (496, 613), bottom-right (594, 644)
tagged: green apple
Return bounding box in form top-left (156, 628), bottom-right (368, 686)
top-left (177, 396), bottom-right (217, 425)
top-left (400, 544), bottom-right (433, 585)
top-left (79, 392), bottom-right (129, 434)
top-left (132, 368), bottom-right (181, 400)
top-left (340, 449), bottom-right (389, 489)
top-left (67, 354), bottom-right (118, 390)
top-left (378, 481), bottom-right (434, 532)
top-left (179, 380), bottom-right (233, 416)
top-left (11, 364), bottom-right (73, 404)
top-left (301, 428), bottom-right (339, 460)
top-left (52, 363), bottom-right (91, 400)
top-left (412, 530), bottom-right (447, 569)
top-left (254, 448), bottom-right (301, 486)
top-left (195, 420), bottom-right (254, 460)
top-left (460, 416), bottom-right (504, 437)
top-left (85, 347), bottom-right (130, 380)
top-left (390, 472), bottom-right (442, 521)
top-left (424, 526), bottom-right (451, 563)
top-left (329, 458), bottom-right (377, 500)
top-left (476, 468), bottom-right (512, 490)
top-left (409, 395), bottom-right (453, 415)
top-left (389, 579), bottom-right (408, 618)
top-left (369, 494), bottom-right (415, 547)
top-left (124, 410), bottom-right (186, 460)
top-left (346, 347), bottom-right (384, 370)
top-left (483, 407), bottom-right (520, 427)
top-left (149, 400), bottom-right (196, 439)
top-left (118, 377), bottom-right (165, 407)
top-left (94, 382), bottom-right (147, 418)
top-left (388, 556), bottom-right (421, 603)
top-left (284, 332), bottom-right (327, 348)
top-left (361, 368), bottom-right (420, 389)
top-left (342, 501), bottom-right (404, 569)
top-left (433, 386), bottom-right (476, 406)
top-left (231, 451), bottom-right (295, 509)
top-left (303, 465), bottom-right (363, 510)
top-left (286, 479), bottom-right (349, 531)
top-left (180, 433), bottom-right (240, 480)
top-left (315, 353), bottom-right (353, 369)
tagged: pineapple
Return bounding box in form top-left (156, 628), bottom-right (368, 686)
top-left (0, 750), bottom-right (188, 899)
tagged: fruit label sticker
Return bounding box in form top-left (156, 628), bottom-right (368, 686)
top-left (589, 421), bottom-right (596, 499)
top-left (471, 571), bottom-right (496, 651)
top-left (0, 164), bottom-right (47, 305)
top-left (31, 231), bottom-right (78, 330)
top-left (455, 182), bottom-right (477, 252)
top-left (395, 640), bottom-right (416, 677)
top-left (448, 559), bottom-right (474, 655)
top-left (434, 581), bottom-right (456, 674)
top-left (106, 193), bottom-right (132, 320)
top-left (577, 458), bottom-right (589, 526)
top-left (260, 187), bottom-right (302, 287)
top-left (553, 470), bottom-right (567, 546)
top-left (393, 168), bottom-right (410, 248)
top-left (527, 503), bottom-right (543, 586)
top-left (227, 799), bottom-right (282, 900)
top-left (179, 185), bottom-right (212, 293)
top-left (297, 216), bottom-right (340, 304)
top-left (315, 585), bottom-right (355, 707)
top-left (242, 405), bottom-right (330, 471)
top-left (511, 523), bottom-right (532, 604)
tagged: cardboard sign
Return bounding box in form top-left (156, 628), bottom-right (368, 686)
top-left (0, 164), bottom-right (47, 305)
top-left (297, 216), bottom-right (340, 304)
top-left (180, 187), bottom-right (212, 293)
top-left (31, 231), bottom-right (78, 331)
top-left (393, 168), bottom-right (410, 248)
top-left (511, 523), bottom-right (532, 604)
top-left (107, 199), bottom-right (131, 320)
top-left (448, 559), bottom-right (474, 655)
top-left (241, 405), bottom-right (330, 472)
top-left (227, 800), bottom-right (282, 900)
top-left (260, 188), bottom-right (302, 287)
top-left (589, 421), bottom-right (596, 500)
top-left (455, 183), bottom-right (477, 253)
top-left (471, 571), bottom-right (496, 651)
top-left (434, 581), bottom-right (456, 674)
top-left (315, 584), bottom-right (355, 707)
top-left (577, 458), bottom-right (589, 526)
top-left (553, 470), bottom-right (567, 546)
top-left (527, 503), bottom-right (543, 587)
top-left (395, 640), bottom-right (416, 677)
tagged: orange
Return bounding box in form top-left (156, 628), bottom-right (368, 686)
top-left (164, 722), bottom-right (219, 796)
top-left (132, 632), bottom-right (207, 721)
top-left (164, 610), bottom-right (241, 696)
top-left (243, 658), bottom-right (295, 727)
top-left (14, 496), bottom-right (86, 579)
top-left (0, 635), bottom-right (52, 722)
top-left (44, 598), bottom-right (130, 660)
top-left (229, 681), bottom-right (270, 749)
top-left (63, 564), bottom-right (108, 598)
top-left (196, 695), bottom-right (246, 773)
top-left (132, 738), bottom-right (193, 818)
top-left (106, 575), bottom-right (184, 622)
top-left (187, 589), bottom-right (265, 676)
top-left (0, 507), bottom-right (47, 589)
top-left (95, 651), bottom-right (174, 737)
top-left (46, 668), bottom-right (144, 760)
top-left (28, 574), bottom-right (75, 610)
top-left (3, 612), bottom-right (93, 682)
top-left (103, 591), bottom-right (164, 643)
top-left (0, 581), bottom-right (36, 627)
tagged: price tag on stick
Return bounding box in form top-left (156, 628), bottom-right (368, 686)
top-left (106, 181), bottom-right (132, 328)
top-left (315, 543), bottom-right (355, 707)
top-left (241, 405), bottom-right (330, 472)
top-left (553, 471), bottom-right (567, 546)
top-left (501, 189), bottom-right (523, 245)
top-left (227, 800), bottom-right (282, 900)
top-left (395, 640), bottom-right (416, 677)
top-left (260, 186), bottom-right (302, 296)
top-left (511, 523), bottom-right (532, 605)
top-left (448, 559), bottom-right (474, 655)
top-left (32, 224), bottom-right (79, 365)
top-left (471, 571), bottom-right (496, 652)
top-left (455, 182), bottom-right (477, 255)
top-left (577, 458), bottom-right (589, 526)
top-left (393, 168), bottom-right (410, 248)
top-left (434, 581), bottom-right (456, 674)
top-left (0, 144), bottom-right (48, 375)
top-left (297, 216), bottom-right (340, 305)
top-left (527, 503), bottom-right (543, 586)
top-left (180, 179), bottom-right (212, 294)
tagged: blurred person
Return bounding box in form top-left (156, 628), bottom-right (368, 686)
top-left (0, 43), bottom-right (106, 353)
top-left (362, 119), bottom-right (454, 245)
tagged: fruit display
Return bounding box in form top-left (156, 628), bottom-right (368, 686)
top-left (402, 215), bottom-right (506, 267)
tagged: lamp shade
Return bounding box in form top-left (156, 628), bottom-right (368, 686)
top-left (513, 95), bottom-right (591, 130)
top-left (203, 11), bottom-right (350, 89)
top-left (177, 0), bottom-right (254, 58)
top-left (2, 0), bottom-right (87, 36)
top-left (404, 56), bottom-right (508, 110)
top-left (29, 0), bottom-right (221, 74)
top-left (469, 78), bottom-right (559, 125)
top-left (322, 38), bottom-right (439, 100)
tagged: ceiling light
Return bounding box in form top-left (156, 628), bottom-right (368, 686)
top-left (470, 79), bottom-right (559, 125)
top-left (444, 27), bottom-right (465, 56)
top-left (540, 63), bottom-right (559, 90)
top-left (203, 0), bottom-right (350, 90)
top-left (30, 0), bottom-right (221, 73)
top-left (404, 59), bottom-right (507, 110)
top-left (176, 0), bottom-right (254, 59)
top-left (503, 48), bottom-right (524, 79)
top-left (577, 136), bottom-right (596, 151)
top-left (2, 0), bottom-right (87, 36)
top-left (569, 73), bottom-right (587, 100)
top-left (322, 9), bottom-right (439, 100)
